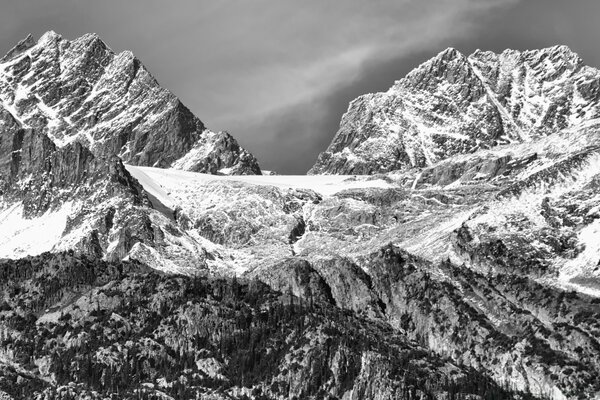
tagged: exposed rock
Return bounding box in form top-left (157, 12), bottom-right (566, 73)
top-left (254, 245), bottom-right (600, 398)
top-left (247, 257), bottom-right (334, 305)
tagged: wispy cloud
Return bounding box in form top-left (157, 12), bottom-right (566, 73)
top-left (183, 0), bottom-right (522, 123)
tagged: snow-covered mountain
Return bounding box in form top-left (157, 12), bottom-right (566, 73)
top-left (0, 31), bottom-right (263, 274)
top-left (2, 37), bottom-right (600, 399)
top-left (0, 31), bottom-right (260, 175)
top-left (309, 45), bottom-right (600, 175)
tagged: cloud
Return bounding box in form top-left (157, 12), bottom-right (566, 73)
top-left (217, 0), bottom-right (522, 172)
top-left (199, 0), bottom-right (521, 123)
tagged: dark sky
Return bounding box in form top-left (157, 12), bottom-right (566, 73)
top-left (1, 0), bottom-right (599, 173)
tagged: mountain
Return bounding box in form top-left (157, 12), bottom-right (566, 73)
top-left (309, 45), bottom-right (599, 175)
top-left (0, 31), bottom-right (260, 175)
top-left (2, 37), bottom-right (600, 399)
top-left (0, 32), bottom-right (261, 274)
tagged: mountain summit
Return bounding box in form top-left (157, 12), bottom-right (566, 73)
top-left (0, 31), bottom-right (261, 175)
top-left (309, 45), bottom-right (597, 174)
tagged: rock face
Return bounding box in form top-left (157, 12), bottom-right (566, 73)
top-left (0, 31), bottom-right (260, 174)
top-left (309, 45), bottom-right (600, 175)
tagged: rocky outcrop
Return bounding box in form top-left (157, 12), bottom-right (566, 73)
top-left (247, 258), bottom-right (334, 305)
top-left (171, 130), bottom-right (261, 175)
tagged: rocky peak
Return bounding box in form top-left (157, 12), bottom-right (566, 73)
top-left (37, 29), bottom-right (62, 45)
top-left (400, 47), bottom-right (472, 90)
top-left (0, 34), bottom-right (35, 63)
top-left (310, 45), bottom-right (600, 175)
top-left (535, 44), bottom-right (582, 67)
top-left (468, 45), bottom-right (583, 83)
top-left (0, 31), bottom-right (261, 175)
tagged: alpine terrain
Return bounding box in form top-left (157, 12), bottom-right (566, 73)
top-left (1, 32), bottom-right (600, 400)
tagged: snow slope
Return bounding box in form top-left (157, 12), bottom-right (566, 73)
top-left (0, 202), bottom-right (71, 259)
top-left (125, 165), bottom-right (393, 198)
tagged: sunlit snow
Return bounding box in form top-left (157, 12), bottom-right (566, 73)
top-left (0, 202), bottom-right (72, 259)
top-left (125, 165), bottom-right (393, 199)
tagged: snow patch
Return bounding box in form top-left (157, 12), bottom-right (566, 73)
top-left (0, 202), bottom-right (72, 259)
top-left (558, 219), bottom-right (600, 295)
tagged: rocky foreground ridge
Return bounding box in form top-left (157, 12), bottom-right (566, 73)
top-left (0, 252), bottom-right (537, 400)
top-left (1, 35), bottom-right (600, 399)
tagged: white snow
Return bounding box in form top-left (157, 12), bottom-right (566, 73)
top-left (124, 166), bottom-right (176, 208)
top-left (35, 95), bottom-right (58, 118)
top-left (14, 84), bottom-right (29, 103)
top-left (218, 167), bottom-right (233, 175)
top-left (125, 165), bottom-right (393, 198)
top-left (557, 219), bottom-right (600, 296)
top-left (0, 202), bottom-right (72, 259)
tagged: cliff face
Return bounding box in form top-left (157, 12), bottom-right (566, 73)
top-left (309, 46), bottom-right (599, 175)
top-left (252, 245), bottom-right (600, 399)
top-left (0, 31), bottom-right (260, 174)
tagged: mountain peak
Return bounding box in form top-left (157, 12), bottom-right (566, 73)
top-left (37, 30), bottom-right (62, 45)
top-left (395, 46), bottom-right (473, 94)
top-left (0, 33), bottom-right (35, 62)
top-left (437, 46), bottom-right (463, 60)
top-left (0, 31), bottom-right (262, 175)
top-left (517, 44), bottom-right (582, 64)
top-left (73, 32), bottom-right (106, 47)
top-left (420, 47), bottom-right (468, 70)
top-left (546, 43), bottom-right (577, 55)
top-left (310, 44), bottom-right (600, 174)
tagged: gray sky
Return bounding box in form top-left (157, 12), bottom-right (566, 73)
top-left (1, 0), bottom-right (599, 173)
